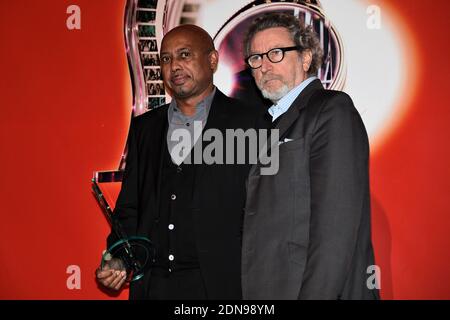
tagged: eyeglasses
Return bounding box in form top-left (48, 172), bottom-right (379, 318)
top-left (245, 46), bottom-right (303, 69)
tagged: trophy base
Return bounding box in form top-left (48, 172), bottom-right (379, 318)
top-left (101, 236), bottom-right (154, 282)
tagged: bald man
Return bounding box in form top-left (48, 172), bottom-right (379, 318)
top-left (96, 25), bottom-right (259, 299)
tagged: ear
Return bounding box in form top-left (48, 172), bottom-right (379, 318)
top-left (301, 49), bottom-right (313, 73)
top-left (209, 50), bottom-right (219, 73)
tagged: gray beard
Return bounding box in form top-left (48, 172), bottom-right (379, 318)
top-left (260, 83), bottom-right (290, 104)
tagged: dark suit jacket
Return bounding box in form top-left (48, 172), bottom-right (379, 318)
top-left (107, 89), bottom-right (258, 299)
top-left (242, 79), bottom-right (379, 299)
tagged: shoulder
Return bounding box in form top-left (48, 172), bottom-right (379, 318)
top-left (130, 104), bottom-right (169, 131)
top-left (308, 90), bottom-right (368, 142)
top-left (214, 89), bottom-right (263, 120)
top-left (309, 89), bottom-right (361, 123)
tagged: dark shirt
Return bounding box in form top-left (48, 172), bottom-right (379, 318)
top-left (152, 143), bottom-right (199, 272)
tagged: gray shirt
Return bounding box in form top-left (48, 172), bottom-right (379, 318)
top-left (167, 87), bottom-right (216, 164)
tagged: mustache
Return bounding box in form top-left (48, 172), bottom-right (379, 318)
top-left (259, 74), bottom-right (283, 85)
top-left (170, 72), bottom-right (191, 82)
top-left (171, 72), bottom-right (189, 80)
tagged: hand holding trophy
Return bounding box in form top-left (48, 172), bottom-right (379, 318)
top-left (92, 179), bottom-right (154, 290)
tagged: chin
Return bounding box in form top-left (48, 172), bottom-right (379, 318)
top-left (174, 88), bottom-right (194, 99)
top-left (260, 83), bottom-right (290, 102)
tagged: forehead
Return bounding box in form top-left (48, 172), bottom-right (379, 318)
top-left (250, 27), bottom-right (294, 52)
top-left (161, 31), bottom-right (200, 53)
top-left (161, 42), bottom-right (191, 54)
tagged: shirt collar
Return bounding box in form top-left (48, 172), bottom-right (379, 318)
top-left (268, 76), bottom-right (318, 122)
top-left (168, 86), bottom-right (216, 124)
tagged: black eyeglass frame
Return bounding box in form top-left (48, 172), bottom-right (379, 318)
top-left (245, 45), bottom-right (303, 69)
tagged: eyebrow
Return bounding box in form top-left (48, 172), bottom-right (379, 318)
top-left (177, 47), bottom-right (191, 53)
top-left (161, 47), bottom-right (191, 55)
top-left (250, 44), bottom-right (287, 54)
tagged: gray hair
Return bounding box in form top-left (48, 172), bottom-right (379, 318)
top-left (243, 12), bottom-right (323, 76)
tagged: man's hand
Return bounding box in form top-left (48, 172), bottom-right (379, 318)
top-left (96, 256), bottom-right (127, 291)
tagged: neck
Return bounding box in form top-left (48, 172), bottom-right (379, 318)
top-left (175, 84), bottom-right (214, 116)
top-left (294, 74), bottom-right (310, 88)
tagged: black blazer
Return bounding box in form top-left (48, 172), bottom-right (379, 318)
top-left (242, 79), bottom-right (380, 299)
top-left (107, 89), bottom-right (258, 299)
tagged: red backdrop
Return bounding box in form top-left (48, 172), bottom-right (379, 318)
top-left (0, 0), bottom-right (449, 299)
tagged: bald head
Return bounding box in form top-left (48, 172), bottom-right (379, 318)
top-left (160, 25), bottom-right (219, 104)
top-left (162, 24), bottom-right (215, 53)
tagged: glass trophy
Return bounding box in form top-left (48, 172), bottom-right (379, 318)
top-left (92, 179), bottom-right (154, 282)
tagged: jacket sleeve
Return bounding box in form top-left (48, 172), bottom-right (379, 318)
top-left (106, 118), bottom-right (139, 249)
top-left (298, 92), bottom-right (372, 299)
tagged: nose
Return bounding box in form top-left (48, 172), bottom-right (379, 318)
top-left (260, 55), bottom-right (273, 73)
top-left (170, 58), bottom-right (181, 73)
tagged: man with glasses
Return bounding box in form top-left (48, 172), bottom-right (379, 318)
top-left (241, 13), bottom-right (379, 300)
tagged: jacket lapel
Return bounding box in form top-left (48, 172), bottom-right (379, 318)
top-left (274, 79), bottom-right (323, 138)
top-left (191, 90), bottom-right (230, 206)
top-left (151, 106), bottom-right (168, 220)
top-left (202, 89), bottom-right (230, 133)
top-left (250, 79), bottom-right (323, 176)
